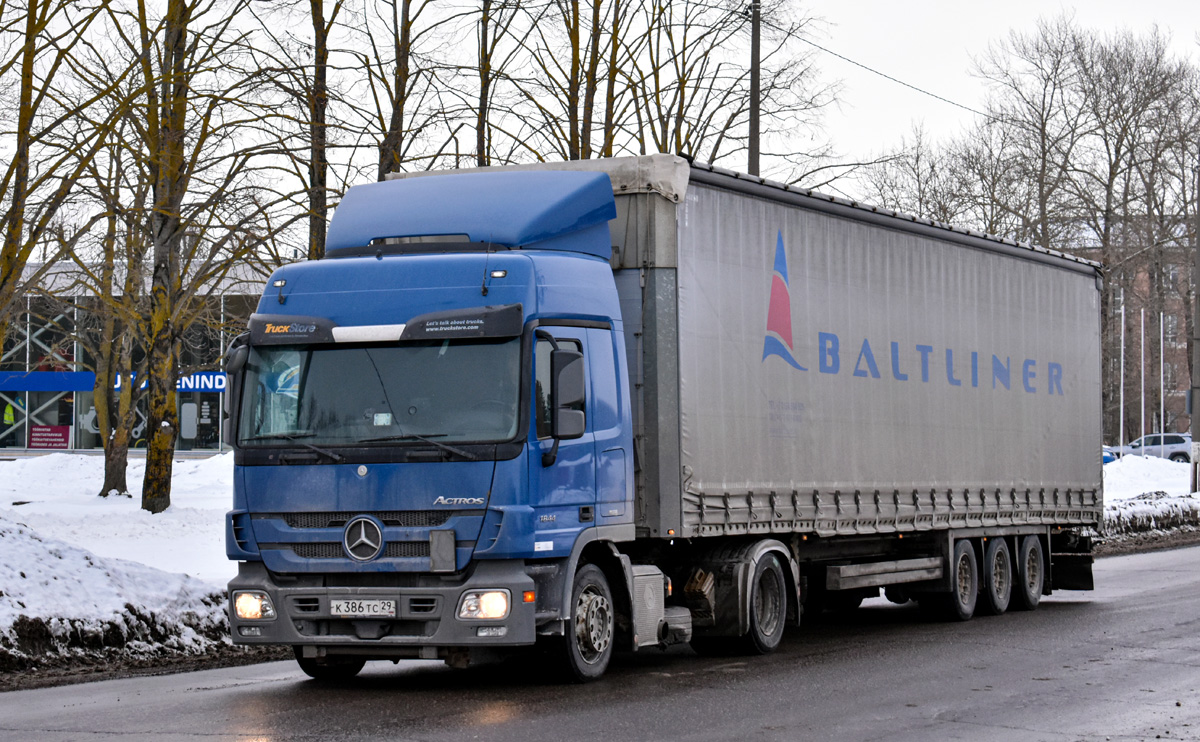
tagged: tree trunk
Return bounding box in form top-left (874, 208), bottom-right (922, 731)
top-left (141, 0), bottom-right (190, 514)
top-left (579, 0), bottom-right (602, 159)
top-left (308, 0), bottom-right (328, 260)
top-left (378, 0), bottom-right (412, 179)
top-left (476, 0), bottom-right (492, 166)
top-left (142, 304), bottom-right (178, 513)
top-left (0, 0), bottom-right (39, 324)
top-left (601, 0), bottom-right (619, 157)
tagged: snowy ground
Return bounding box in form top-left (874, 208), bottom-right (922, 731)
top-left (1102, 454), bottom-right (1200, 536)
top-left (0, 454), bottom-right (236, 671)
top-left (0, 451), bottom-right (1197, 672)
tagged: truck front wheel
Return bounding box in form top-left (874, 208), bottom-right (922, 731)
top-left (293, 647), bottom-right (366, 682)
top-left (743, 553), bottom-right (787, 654)
top-left (559, 564), bottom-right (614, 682)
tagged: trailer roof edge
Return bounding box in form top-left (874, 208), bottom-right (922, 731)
top-left (687, 160), bottom-right (1102, 277)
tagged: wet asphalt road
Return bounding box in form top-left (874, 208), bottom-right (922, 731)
top-left (2, 546), bottom-right (1199, 742)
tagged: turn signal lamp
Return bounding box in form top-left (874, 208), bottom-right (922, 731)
top-left (523, 591), bottom-right (536, 603)
top-left (234, 591), bottom-right (276, 620)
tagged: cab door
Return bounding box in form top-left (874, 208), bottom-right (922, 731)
top-left (527, 327), bottom-right (595, 555)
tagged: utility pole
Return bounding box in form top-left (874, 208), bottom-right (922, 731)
top-left (748, 1), bottom-right (760, 176)
top-left (1191, 161), bottom-right (1200, 491)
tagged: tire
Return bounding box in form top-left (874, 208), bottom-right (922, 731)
top-left (978, 537), bottom-right (1012, 616)
top-left (742, 553), bottom-right (787, 654)
top-left (1170, 453), bottom-right (1190, 463)
top-left (293, 647), bottom-right (366, 681)
top-left (1011, 535), bottom-right (1045, 611)
top-left (923, 539), bottom-right (978, 621)
top-left (557, 564), bottom-right (615, 682)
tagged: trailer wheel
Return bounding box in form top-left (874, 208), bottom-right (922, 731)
top-left (742, 553), bottom-right (787, 654)
top-left (1011, 535), bottom-right (1045, 611)
top-left (293, 647), bottom-right (365, 682)
top-left (978, 538), bottom-right (1012, 616)
top-left (558, 564), bottom-right (614, 682)
top-left (921, 539), bottom-right (978, 622)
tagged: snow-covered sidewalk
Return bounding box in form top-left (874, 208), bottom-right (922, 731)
top-left (1, 451), bottom-right (1198, 672)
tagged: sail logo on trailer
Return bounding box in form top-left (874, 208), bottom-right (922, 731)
top-left (761, 231), bottom-right (1066, 395)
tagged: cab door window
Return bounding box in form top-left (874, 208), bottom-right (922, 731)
top-left (535, 337), bottom-right (584, 439)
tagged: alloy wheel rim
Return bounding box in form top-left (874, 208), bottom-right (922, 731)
top-left (575, 586), bottom-right (612, 664)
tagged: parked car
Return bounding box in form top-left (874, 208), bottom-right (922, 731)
top-left (1102, 446), bottom-right (1117, 464)
top-left (1113, 433), bottom-right (1193, 463)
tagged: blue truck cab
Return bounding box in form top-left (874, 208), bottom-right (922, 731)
top-left (226, 170), bottom-right (647, 680)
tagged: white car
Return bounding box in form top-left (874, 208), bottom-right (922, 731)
top-left (1114, 433), bottom-right (1192, 463)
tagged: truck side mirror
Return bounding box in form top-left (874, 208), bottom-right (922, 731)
top-left (225, 342), bottom-right (249, 375)
top-left (551, 349), bottom-right (585, 440)
top-left (223, 336), bottom-right (250, 446)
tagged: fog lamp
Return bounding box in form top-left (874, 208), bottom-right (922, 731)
top-left (458, 589), bottom-right (510, 620)
top-left (234, 591), bottom-right (276, 620)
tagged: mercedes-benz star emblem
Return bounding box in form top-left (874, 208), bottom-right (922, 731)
top-left (343, 517), bottom-right (384, 561)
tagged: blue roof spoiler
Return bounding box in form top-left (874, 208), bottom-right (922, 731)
top-left (325, 170), bottom-right (617, 260)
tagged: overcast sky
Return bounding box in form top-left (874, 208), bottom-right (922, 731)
top-left (813, 1), bottom-right (1200, 169)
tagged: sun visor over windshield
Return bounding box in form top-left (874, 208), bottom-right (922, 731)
top-left (248, 314), bottom-right (337, 345)
top-left (399, 304), bottom-right (523, 340)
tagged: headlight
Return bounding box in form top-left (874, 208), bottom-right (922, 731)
top-left (458, 589), bottom-right (510, 620)
top-left (233, 591), bottom-right (276, 620)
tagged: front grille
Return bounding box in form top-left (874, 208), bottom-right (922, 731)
top-left (292, 543), bottom-right (345, 559)
top-left (267, 510), bottom-right (483, 529)
top-left (285, 541), bottom-right (432, 559)
top-left (386, 541), bottom-right (431, 558)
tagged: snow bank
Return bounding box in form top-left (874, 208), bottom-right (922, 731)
top-left (1102, 455), bottom-right (1200, 537)
top-left (1103, 454), bottom-right (1191, 502)
top-left (0, 453), bottom-right (234, 670)
top-left (0, 513), bottom-right (227, 671)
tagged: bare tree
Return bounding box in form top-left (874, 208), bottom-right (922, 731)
top-left (105, 0), bottom-right (292, 512)
top-left (855, 125), bottom-right (966, 224)
top-left (349, 0), bottom-right (461, 177)
top-left (0, 0), bottom-right (129, 342)
top-left (975, 17), bottom-right (1093, 250)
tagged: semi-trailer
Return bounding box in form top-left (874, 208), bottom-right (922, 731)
top-left (225, 154), bottom-right (1101, 681)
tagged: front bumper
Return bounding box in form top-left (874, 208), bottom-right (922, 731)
top-left (228, 559), bottom-right (539, 656)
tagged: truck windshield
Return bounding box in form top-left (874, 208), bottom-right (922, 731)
top-left (238, 338), bottom-right (521, 447)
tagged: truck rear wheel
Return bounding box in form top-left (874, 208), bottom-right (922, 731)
top-left (978, 537), bottom-right (1012, 616)
top-left (558, 563), bottom-right (614, 682)
top-left (293, 647), bottom-right (366, 682)
top-left (1011, 535), bottom-right (1044, 611)
top-left (742, 553), bottom-right (787, 654)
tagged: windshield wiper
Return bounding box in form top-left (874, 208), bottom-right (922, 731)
top-left (242, 432), bottom-right (345, 463)
top-left (356, 432), bottom-right (478, 461)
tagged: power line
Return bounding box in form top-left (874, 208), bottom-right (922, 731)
top-left (795, 35), bottom-right (1000, 123)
